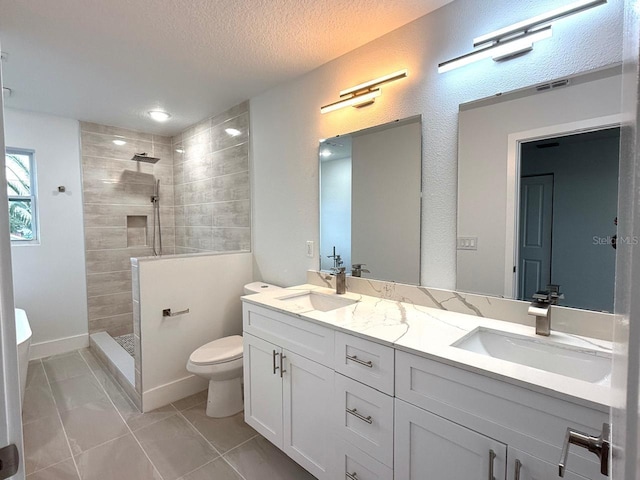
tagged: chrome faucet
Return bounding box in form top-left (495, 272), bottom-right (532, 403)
top-left (351, 264), bottom-right (370, 277)
top-left (332, 267), bottom-right (346, 294)
top-left (528, 284), bottom-right (564, 336)
top-left (327, 246), bottom-right (343, 270)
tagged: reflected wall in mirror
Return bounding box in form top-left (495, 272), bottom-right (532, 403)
top-left (457, 66), bottom-right (622, 312)
top-left (319, 117), bottom-right (421, 285)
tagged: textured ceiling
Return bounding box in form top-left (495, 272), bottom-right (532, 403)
top-left (0, 0), bottom-right (453, 135)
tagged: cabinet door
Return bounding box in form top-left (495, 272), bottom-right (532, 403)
top-left (282, 349), bottom-right (334, 480)
top-left (395, 399), bottom-right (507, 480)
top-left (243, 334), bottom-right (283, 448)
top-left (507, 447), bottom-right (588, 480)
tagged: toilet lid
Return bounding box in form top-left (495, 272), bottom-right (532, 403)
top-left (189, 335), bottom-right (243, 365)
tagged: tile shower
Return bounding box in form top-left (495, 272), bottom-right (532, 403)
top-left (79, 101), bottom-right (251, 403)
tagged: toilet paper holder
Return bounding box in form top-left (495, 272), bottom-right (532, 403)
top-left (162, 308), bottom-right (190, 317)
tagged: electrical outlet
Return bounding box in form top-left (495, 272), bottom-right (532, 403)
top-left (306, 241), bottom-right (314, 257)
top-left (457, 237), bottom-right (478, 250)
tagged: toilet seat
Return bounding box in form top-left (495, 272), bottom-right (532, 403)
top-left (189, 335), bottom-right (243, 366)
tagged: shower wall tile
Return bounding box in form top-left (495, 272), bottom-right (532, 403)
top-left (212, 200), bottom-right (250, 228)
top-left (86, 271), bottom-right (132, 298)
top-left (209, 143), bottom-right (249, 177)
top-left (89, 314), bottom-right (134, 338)
top-left (81, 122), bottom-right (173, 337)
top-left (210, 100), bottom-right (249, 128)
top-left (84, 227), bottom-right (128, 250)
top-left (81, 122), bottom-right (153, 142)
top-left (88, 293), bottom-right (133, 320)
top-left (85, 247), bottom-right (154, 274)
top-left (212, 228), bottom-right (251, 251)
top-left (171, 101), bottom-right (251, 254)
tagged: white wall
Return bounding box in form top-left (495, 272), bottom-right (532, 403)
top-left (137, 252), bottom-right (252, 411)
top-left (457, 72), bottom-right (622, 297)
top-left (5, 109), bottom-right (88, 356)
top-left (250, 0), bottom-right (623, 289)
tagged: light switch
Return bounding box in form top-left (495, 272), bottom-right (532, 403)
top-left (306, 241), bottom-right (314, 257)
top-left (457, 237), bottom-right (478, 250)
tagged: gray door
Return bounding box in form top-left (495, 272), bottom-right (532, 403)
top-left (518, 174), bottom-right (554, 301)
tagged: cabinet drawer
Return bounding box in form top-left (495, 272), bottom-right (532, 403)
top-left (243, 303), bottom-right (334, 367)
top-left (334, 332), bottom-right (394, 395)
top-left (334, 373), bottom-right (394, 467)
top-left (333, 437), bottom-right (393, 480)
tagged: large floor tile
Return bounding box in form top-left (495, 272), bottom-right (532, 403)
top-left (50, 374), bottom-right (107, 412)
top-left (224, 436), bottom-right (316, 480)
top-left (75, 434), bottom-right (161, 480)
top-left (181, 457), bottom-right (243, 480)
top-left (23, 413), bottom-right (72, 474)
top-left (134, 414), bottom-right (218, 480)
top-left (59, 398), bottom-right (129, 454)
top-left (171, 390), bottom-right (207, 411)
top-left (113, 391), bottom-right (177, 431)
top-left (26, 459), bottom-right (79, 480)
top-left (182, 407), bottom-right (257, 453)
top-left (43, 352), bottom-right (91, 383)
top-left (25, 361), bottom-right (48, 389)
top-left (22, 384), bottom-right (58, 425)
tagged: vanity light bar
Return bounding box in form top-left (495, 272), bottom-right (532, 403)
top-left (338, 69), bottom-right (408, 97)
top-left (320, 69), bottom-right (407, 114)
top-left (438, 0), bottom-right (606, 74)
top-left (473, 0), bottom-right (607, 47)
top-left (438, 27), bottom-right (552, 74)
top-left (320, 89), bottom-right (381, 114)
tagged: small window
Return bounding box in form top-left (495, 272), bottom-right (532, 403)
top-left (5, 149), bottom-right (38, 243)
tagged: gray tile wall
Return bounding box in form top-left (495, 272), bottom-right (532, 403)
top-left (80, 123), bottom-right (175, 337)
top-left (172, 102), bottom-right (251, 254)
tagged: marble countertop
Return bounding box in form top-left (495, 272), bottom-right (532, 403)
top-left (242, 284), bottom-right (612, 411)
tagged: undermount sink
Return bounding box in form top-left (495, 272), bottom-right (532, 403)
top-left (277, 291), bottom-right (358, 312)
top-left (453, 328), bottom-right (611, 385)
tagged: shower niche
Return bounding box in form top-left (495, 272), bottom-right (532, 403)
top-left (126, 216), bottom-right (148, 247)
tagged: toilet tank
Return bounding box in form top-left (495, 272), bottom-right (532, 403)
top-left (244, 282), bottom-right (282, 295)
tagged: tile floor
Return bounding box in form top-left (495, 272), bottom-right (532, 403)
top-left (22, 348), bottom-right (316, 480)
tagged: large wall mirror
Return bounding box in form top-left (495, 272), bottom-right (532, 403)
top-left (319, 116), bottom-right (422, 285)
top-left (457, 66), bottom-right (622, 312)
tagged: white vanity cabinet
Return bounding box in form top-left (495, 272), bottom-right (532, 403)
top-left (243, 304), bottom-right (335, 480)
top-left (395, 398), bottom-right (507, 480)
top-left (394, 350), bottom-right (605, 480)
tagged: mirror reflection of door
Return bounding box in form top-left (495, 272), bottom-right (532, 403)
top-left (518, 174), bottom-right (554, 301)
top-left (516, 127), bottom-right (620, 312)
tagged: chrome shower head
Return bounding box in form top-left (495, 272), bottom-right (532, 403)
top-left (131, 152), bottom-right (160, 164)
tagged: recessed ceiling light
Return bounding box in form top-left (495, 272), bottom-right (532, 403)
top-left (112, 139), bottom-right (127, 146)
top-left (148, 110), bottom-right (171, 122)
top-left (225, 128), bottom-right (241, 137)
top-left (175, 149), bottom-right (185, 154)
top-left (320, 149), bottom-right (332, 158)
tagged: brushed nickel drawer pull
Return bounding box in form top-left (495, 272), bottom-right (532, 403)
top-left (514, 459), bottom-right (522, 480)
top-left (346, 407), bottom-right (373, 424)
top-left (346, 472), bottom-right (358, 480)
top-left (488, 449), bottom-right (496, 480)
top-left (280, 353), bottom-right (286, 378)
top-left (346, 354), bottom-right (373, 368)
top-left (272, 350), bottom-right (279, 375)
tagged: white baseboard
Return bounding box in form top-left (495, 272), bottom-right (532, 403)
top-left (142, 374), bottom-right (208, 412)
top-left (29, 333), bottom-right (89, 360)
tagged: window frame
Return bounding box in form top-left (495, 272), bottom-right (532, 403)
top-left (6, 148), bottom-right (39, 244)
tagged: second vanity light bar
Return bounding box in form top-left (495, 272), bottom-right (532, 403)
top-left (438, 0), bottom-right (607, 74)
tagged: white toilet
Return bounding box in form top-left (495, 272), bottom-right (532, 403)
top-left (186, 282), bottom-right (281, 418)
